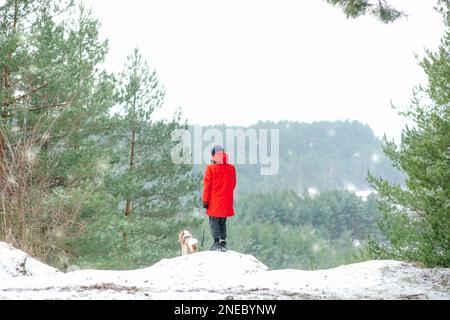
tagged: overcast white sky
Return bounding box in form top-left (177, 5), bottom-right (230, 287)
top-left (83, 0), bottom-right (444, 141)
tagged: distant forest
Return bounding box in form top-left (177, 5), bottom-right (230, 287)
top-left (192, 120), bottom-right (405, 195)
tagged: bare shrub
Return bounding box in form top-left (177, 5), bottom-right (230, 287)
top-left (0, 113), bottom-right (88, 266)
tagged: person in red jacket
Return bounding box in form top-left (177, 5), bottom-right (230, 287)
top-left (202, 145), bottom-right (236, 252)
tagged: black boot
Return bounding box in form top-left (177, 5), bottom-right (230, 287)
top-left (210, 241), bottom-right (221, 251)
top-left (220, 240), bottom-right (227, 252)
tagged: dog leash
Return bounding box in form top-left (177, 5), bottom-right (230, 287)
top-left (201, 229), bottom-right (205, 247)
top-left (200, 200), bottom-right (207, 248)
top-left (200, 209), bottom-right (206, 248)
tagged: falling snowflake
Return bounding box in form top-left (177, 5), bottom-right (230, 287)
top-left (371, 153), bottom-right (380, 163)
top-left (308, 187), bottom-right (319, 198)
top-left (312, 243), bottom-right (321, 253)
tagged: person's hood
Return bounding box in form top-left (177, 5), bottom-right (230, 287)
top-left (211, 151), bottom-right (229, 164)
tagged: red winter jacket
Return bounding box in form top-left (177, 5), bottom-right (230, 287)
top-left (202, 151), bottom-right (236, 217)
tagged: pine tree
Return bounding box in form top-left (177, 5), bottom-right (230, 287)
top-left (116, 48), bottom-right (166, 218)
top-left (74, 48), bottom-right (201, 268)
top-left (368, 1), bottom-right (450, 267)
top-left (325, 0), bottom-right (404, 23)
top-left (0, 0), bottom-right (114, 266)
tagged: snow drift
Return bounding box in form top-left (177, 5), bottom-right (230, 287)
top-left (0, 242), bottom-right (448, 300)
top-left (0, 242), bottom-right (59, 277)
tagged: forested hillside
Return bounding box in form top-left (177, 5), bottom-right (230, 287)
top-left (193, 120), bottom-right (404, 195)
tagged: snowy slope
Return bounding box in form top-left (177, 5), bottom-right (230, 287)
top-left (0, 242), bottom-right (59, 277)
top-left (0, 242), bottom-right (448, 300)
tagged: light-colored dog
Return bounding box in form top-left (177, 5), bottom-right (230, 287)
top-left (178, 230), bottom-right (199, 255)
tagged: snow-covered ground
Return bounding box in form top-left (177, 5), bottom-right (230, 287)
top-left (0, 242), bottom-right (449, 300)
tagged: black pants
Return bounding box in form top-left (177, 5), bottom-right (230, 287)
top-left (209, 217), bottom-right (227, 241)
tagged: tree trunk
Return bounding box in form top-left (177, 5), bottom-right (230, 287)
top-left (13, 0), bottom-right (19, 31)
top-left (0, 136), bottom-right (4, 182)
top-left (124, 201), bottom-right (132, 216)
top-left (124, 128), bottom-right (136, 216)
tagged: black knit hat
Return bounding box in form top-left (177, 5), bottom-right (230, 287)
top-left (211, 145), bottom-right (224, 156)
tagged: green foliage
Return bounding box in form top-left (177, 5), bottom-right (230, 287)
top-left (368, 1), bottom-right (450, 267)
top-left (325, 0), bottom-right (404, 23)
top-left (236, 190), bottom-right (383, 241)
